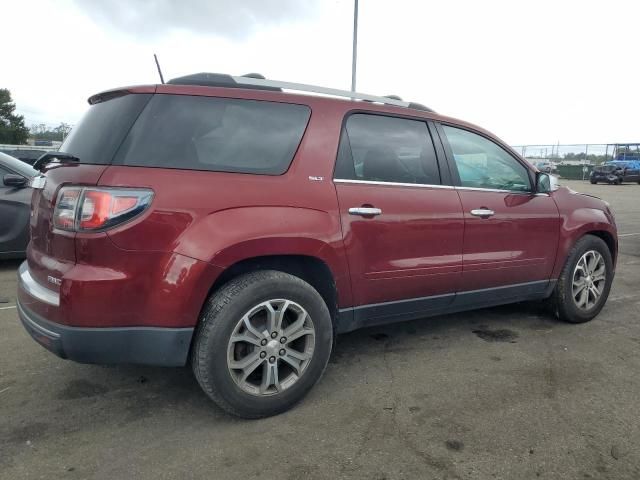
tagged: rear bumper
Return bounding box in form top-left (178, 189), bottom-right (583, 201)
top-left (17, 299), bottom-right (193, 366)
top-left (16, 291), bottom-right (194, 367)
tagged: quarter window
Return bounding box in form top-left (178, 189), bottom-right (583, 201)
top-left (334, 114), bottom-right (441, 185)
top-left (442, 125), bottom-right (531, 192)
top-left (114, 95), bottom-right (311, 175)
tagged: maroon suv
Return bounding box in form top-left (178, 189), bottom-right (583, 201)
top-left (17, 73), bottom-right (617, 418)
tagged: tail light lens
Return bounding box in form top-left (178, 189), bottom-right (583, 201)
top-left (53, 187), bottom-right (153, 232)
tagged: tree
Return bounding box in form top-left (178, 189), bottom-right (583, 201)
top-left (30, 122), bottom-right (73, 142)
top-left (0, 89), bottom-right (29, 144)
top-left (54, 122), bottom-right (72, 141)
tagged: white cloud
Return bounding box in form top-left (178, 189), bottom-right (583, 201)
top-left (4, 0), bottom-right (639, 145)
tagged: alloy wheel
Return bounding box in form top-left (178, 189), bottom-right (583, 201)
top-left (226, 299), bottom-right (315, 396)
top-left (572, 250), bottom-right (606, 310)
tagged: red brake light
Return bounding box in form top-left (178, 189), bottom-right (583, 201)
top-left (80, 191), bottom-right (112, 229)
top-left (113, 196), bottom-right (138, 214)
top-left (53, 187), bottom-right (153, 232)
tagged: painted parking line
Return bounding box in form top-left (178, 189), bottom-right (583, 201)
top-left (618, 233), bottom-right (640, 237)
top-left (0, 305), bottom-right (17, 310)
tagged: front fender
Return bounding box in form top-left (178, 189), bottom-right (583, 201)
top-left (551, 195), bottom-right (617, 279)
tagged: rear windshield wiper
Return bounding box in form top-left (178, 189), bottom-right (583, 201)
top-left (33, 151), bottom-right (80, 172)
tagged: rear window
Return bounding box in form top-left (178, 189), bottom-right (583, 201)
top-left (61, 93), bottom-right (152, 165)
top-left (113, 95), bottom-right (311, 175)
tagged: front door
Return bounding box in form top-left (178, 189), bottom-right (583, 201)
top-left (333, 114), bottom-right (464, 326)
top-left (439, 124), bottom-right (560, 296)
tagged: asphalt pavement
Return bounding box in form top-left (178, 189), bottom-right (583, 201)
top-left (1, 180), bottom-right (639, 479)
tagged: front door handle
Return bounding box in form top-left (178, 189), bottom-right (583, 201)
top-left (470, 208), bottom-right (495, 218)
top-left (349, 207), bottom-right (382, 217)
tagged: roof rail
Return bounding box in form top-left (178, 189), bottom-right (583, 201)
top-left (233, 75), bottom-right (418, 109)
top-left (167, 72), bottom-right (435, 112)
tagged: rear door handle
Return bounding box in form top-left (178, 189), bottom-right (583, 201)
top-left (349, 207), bottom-right (382, 217)
top-left (470, 208), bottom-right (495, 218)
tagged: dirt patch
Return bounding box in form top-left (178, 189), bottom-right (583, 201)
top-left (57, 379), bottom-right (109, 400)
top-left (445, 439), bottom-right (464, 452)
top-left (472, 328), bottom-right (519, 343)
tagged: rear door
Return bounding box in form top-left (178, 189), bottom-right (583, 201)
top-left (334, 113), bottom-right (464, 325)
top-left (438, 124), bottom-right (560, 297)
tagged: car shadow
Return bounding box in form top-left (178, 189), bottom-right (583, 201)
top-left (44, 300), bottom-right (557, 423)
top-left (332, 300), bottom-right (555, 360)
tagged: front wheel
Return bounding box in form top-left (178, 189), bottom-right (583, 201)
top-left (191, 270), bottom-right (333, 418)
top-left (590, 180), bottom-right (597, 184)
top-left (550, 235), bottom-right (613, 323)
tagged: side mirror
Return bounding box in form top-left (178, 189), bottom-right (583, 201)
top-left (3, 174), bottom-right (28, 188)
top-left (536, 172), bottom-right (559, 194)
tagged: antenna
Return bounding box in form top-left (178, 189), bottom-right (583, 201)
top-left (153, 53), bottom-right (165, 84)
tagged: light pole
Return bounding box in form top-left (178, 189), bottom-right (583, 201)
top-left (351, 0), bottom-right (359, 92)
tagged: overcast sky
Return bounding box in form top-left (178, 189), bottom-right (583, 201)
top-left (3, 0), bottom-right (639, 145)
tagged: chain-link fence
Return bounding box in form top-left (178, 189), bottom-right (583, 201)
top-left (511, 144), bottom-right (618, 165)
top-left (512, 143), bottom-right (640, 179)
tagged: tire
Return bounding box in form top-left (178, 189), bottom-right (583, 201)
top-left (550, 235), bottom-right (613, 324)
top-left (590, 180), bottom-right (596, 184)
top-left (191, 270), bottom-right (333, 418)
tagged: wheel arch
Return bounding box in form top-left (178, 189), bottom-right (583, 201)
top-left (207, 254), bottom-right (340, 326)
top-left (587, 230), bottom-right (617, 264)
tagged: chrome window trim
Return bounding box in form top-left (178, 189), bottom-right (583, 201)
top-left (333, 179), bottom-right (552, 197)
top-left (333, 178), bottom-right (455, 190)
top-left (18, 262), bottom-right (60, 307)
top-left (455, 186), bottom-right (532, 195)
top-left (457, 186), bottom-right (550, 196)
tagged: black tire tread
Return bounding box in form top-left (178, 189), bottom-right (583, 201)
top-left (551, 234), bottom-right (612, 324)
top-left (191, 270), bottom-right (331, 418)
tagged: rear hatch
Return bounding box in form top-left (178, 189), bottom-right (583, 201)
top-left (28, 90), bottom-right (154, 290)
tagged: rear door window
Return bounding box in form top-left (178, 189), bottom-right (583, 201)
top-left (114, 95), bottom-right (311, 175)
top-left (334, 114), bottom-right (441, 185)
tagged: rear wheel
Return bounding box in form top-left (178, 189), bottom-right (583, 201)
top-left (590, 179), bottom-right (597, 184)
top-left (192, 270), bottom-right (333, 418)
top-left (550, 235), bottom-right (613, 323)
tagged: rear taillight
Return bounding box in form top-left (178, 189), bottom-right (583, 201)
top-left (53, 187), bottom-right (153, 232)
